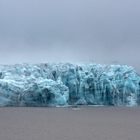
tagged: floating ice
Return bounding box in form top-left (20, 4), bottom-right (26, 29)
top-left (0, 63), bottom-right (139, 106)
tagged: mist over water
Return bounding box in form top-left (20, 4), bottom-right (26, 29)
top-left (0, 0), bottom-right (140, 72)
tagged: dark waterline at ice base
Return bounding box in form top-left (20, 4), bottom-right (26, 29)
top-left (0, 63), bottom-right (140, 107)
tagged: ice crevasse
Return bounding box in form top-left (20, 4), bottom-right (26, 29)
top-left (0, 63), bottom-right (139, 107)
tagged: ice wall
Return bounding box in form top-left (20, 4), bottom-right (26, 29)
top-left (0, 63), bottom-right (139, 106)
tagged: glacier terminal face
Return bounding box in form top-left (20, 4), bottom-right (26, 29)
top-left (0, 63), bottom-right (139, 107)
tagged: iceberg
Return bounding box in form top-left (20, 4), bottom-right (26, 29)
top-left (0, 63), bottom-right (139, 107)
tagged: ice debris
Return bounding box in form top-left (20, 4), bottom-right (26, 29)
top-left (0, 63), bottom-right (139, 107)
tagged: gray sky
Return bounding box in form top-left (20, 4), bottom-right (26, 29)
top-left (0, 0), bottom-right (140, 71)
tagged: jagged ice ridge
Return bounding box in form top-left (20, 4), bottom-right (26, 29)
top-left (0, 63), bottom-right (140, 107)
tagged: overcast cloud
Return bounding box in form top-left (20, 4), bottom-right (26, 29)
top-left (0, 0), bottom-right (140, 71)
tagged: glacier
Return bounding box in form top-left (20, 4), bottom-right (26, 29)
top-left (0, 63), bottom-right (139, 107)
